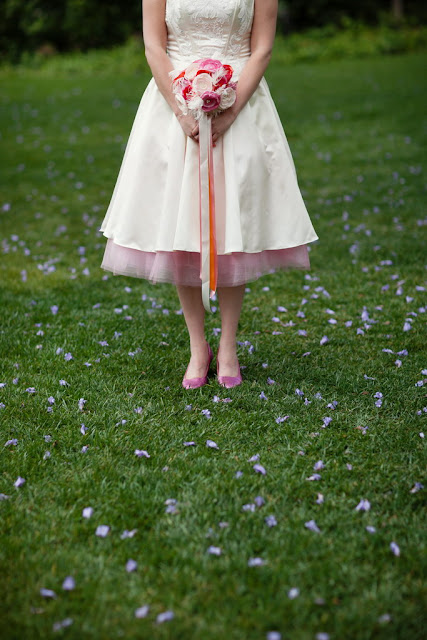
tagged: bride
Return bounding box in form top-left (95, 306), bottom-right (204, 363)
top-left (100, 0), bottom-right (319, 389)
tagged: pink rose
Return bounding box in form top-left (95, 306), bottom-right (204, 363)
top-left (201, 91), bottom-right (221, 112)
top-left (198, 58), bottom-right (223, 73)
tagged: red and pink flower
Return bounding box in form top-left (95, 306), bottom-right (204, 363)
top-left (171, 58), bottom-right (237, 120)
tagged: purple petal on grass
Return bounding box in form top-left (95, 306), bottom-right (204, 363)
top-left (59, 379), bottom-right (68, 386)
top-left (366, 525), bottom-right (376, 534)
top-left (306, 474), bottom-right (321, 481)
top-left (206, 439), bottom-right (218, 449)
top-left (322, 417), bottom-right (332, 427)
top-left (25, 387), bottom-right (36, 394)
top-left (126, 559), bottom-right (138, 572)
top-left (156, 611), bottom-right (174, 624)
top-left (82, 507), bottom-right (93, 518)
top-left (254, 496), bottom-right (265, 507)
top-left (47, 396), bottom-right (55, 405)
top-left (313, 460), bottom-right (325, 470)
top-left (135, 449), bottom-right (150, 458)
top-left (52, 617), bottom-right (73, 631)
top-left (248, 557), bottom-right (266, 567)
top-left (409, 482), bottom-right (424, 493)
top-left (80, 424), bottom-right (87, 435)
top-left (378, 613), bottom-right (392, 624)
top-left (202, 409), bottom-right (211, 418)
top-left (64, 353), bottom-right (73, 361)
top-left (62, 576), bottom-right (75, 591)
top-left (275, 416), bottom-right (289, 424)
top-left (78, 398), bottom-right (86, 411)
top-left (165, 503), bottom-right (178, 514)
top-left (121, 529), bottom-right (138, 539)
top-left (288, 587), bottom-right (300, 599)
top-left (14, 476), bottom-right (26, 488)
top-left (390, 541), bottom-right (400, 556)
top-left (267, 633), bottom-right (282, 640)
top-left (259, 391), bottom-right (268, 400)
top-left (253, 463), bottom-right (266, 475)
top-left (305, 519), bottom-right (321, 533)
top-left (207, 546), bottom-right (222, 555)
top-left (235, 470), bottom-right (243, 478)
top-left (248, 454), bottom-right (260, 462)
top-left (95, 525), bottom-right (110, 537)
top-left (320, 336), bottom-right (329, 345)
top-left (265, 515), bottom-right (277, 527)
top-left (40, 588), bottom-right (57, 598)
top-left (81, 445), bottom-right (89, 453)
top-left (315, 634), bottom-right (330, 640)
top-left (5, 439), bottom-right (18, 447)
top-left (242, 503), bottom-right (256, 512)
top-left (355, 499), bottom-right (371, 512)
top-left (50, 305), bottom-right (59, 315)
top-left (316, 493), bottom-right (324, 504)
top-left (0, 494), bottom-right (10, 500)
top-left (183, 441), bottom-right (196, 446)
top-left (135, 605), bottom-right (150, 618)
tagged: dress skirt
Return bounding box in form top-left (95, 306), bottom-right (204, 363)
top-left (100, 75), bottom-right (319, 287)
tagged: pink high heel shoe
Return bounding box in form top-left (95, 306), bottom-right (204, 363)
top-left (182, 343), bottom-right (213, 389)
top-left (216, 346), bottom-right (242, 389)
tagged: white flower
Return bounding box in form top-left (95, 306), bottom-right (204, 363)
top-left (219, 87), bottom-right (236, 110)
top-left (192, 73), bottom-right (213, 94)
top-left (188, 95), bottom-right (204, 111)
top-left (185, 62), bottom-right (200, 80)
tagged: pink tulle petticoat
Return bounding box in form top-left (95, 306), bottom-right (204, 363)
top-left (101, 238), bottom-right (311, 287)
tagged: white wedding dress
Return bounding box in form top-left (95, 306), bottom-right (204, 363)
top-left (100, 0), bottom-right (319, 286)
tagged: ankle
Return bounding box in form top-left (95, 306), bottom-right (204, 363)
top-left (218, 340), bottom-right (237, 354)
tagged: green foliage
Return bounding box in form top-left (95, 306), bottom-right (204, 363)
top-left (2, 1), bottom-right (427, 63)
top-left (279, 0), bottom-right (427, 31)
top-left (1, 22), bottom-right (426, 76)
top-left (0, 0), bottom-right (141, 63)
top-left (273, 20), bottom-right (427, 65)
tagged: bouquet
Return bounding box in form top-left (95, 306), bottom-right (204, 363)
top-left (171, 58), bottom-right (237, 120)
top-left (170, 59), bottom-right (238, 311)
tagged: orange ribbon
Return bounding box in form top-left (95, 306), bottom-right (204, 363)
top-left (198, 113), bottom-right (218, 312)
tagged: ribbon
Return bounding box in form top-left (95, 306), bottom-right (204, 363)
top-left (198, 113), bottom-right (218, 312)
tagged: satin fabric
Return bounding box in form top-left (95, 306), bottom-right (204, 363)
top-left (100, 0), bottom-right (319, 284)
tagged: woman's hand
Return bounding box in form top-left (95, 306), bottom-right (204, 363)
top-left (177, 113), bottom-right (199, 142)
top-left (211, 109), bottom-right (237, 145)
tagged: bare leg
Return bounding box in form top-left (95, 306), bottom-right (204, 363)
top-left (176, 285), bottom-right (209, 378)
top-left (217, 284), bottom-right (245, 377)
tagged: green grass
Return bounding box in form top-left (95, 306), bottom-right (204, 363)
top-left (0, 50), bottom-right (426, 640)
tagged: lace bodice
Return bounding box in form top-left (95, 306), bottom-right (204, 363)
top-left (166, 0), bottom-right (254, 76)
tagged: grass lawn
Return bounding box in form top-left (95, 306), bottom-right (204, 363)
top-left (0, 49), bottom-right (426, 640)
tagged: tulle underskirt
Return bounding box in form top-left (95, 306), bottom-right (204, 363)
top-left (101, 238), bottom-right (310, 287)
